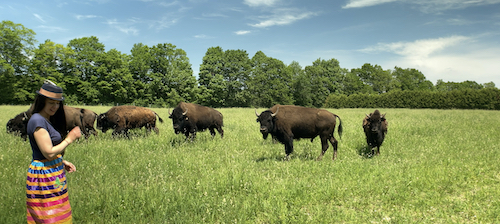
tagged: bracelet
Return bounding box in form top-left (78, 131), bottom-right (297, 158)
top-left (64, 139), bottom-right (71, 145)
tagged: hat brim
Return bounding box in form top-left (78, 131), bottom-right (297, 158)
top-left (36, 90), bottom-right (65, 101)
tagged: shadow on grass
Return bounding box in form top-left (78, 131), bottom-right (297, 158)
top-left (254, 150), bottom-right (318, 162)
top-left (357, 144), bottom-right (374, 159)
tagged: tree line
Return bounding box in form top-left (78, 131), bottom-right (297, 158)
top-left (1, 20), bottom-right (498, 109)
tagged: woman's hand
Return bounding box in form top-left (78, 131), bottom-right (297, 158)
top-left (62, 160), bottom-right (76, 173)
top-left (66, 126), bottom-right (82, 143)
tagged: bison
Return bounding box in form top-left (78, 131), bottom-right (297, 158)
top-left (256, 105), bottom-right (343, 161)
top-left (6, 111), bottom-right (31, 140)
top-left (168, 102), bottom-right (224, 140)
top-left (363, 110), bottom-right (387, 156)
top-left (6, 105), bottom-right (97, 140)
top-left (96, 105), bottom-right (164, 136)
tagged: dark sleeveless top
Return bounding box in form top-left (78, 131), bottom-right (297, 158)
top-left (27, 113), bottom-right (63, 160)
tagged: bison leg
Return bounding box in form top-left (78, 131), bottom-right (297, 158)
top-left (329, 136), bottom-right (339, 161)
top-left (284, 137), bottom-right (294, 161)
top-left (217, 127), bottom-right (224, 138)
top-left (316, 137), bottom-right (329, 161)
top-left (209, 128), bottom-right (216, 138)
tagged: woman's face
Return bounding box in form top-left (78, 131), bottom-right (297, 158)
top-left (42, 98), bottom-right (61, 117)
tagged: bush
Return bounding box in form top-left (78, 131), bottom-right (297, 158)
top-left (324, 89), bottom-right (500, 109)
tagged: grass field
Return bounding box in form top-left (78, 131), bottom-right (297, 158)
top-left (1, 105), bottom-right (499, 223)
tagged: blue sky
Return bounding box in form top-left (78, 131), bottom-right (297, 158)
top-left (2, 0), bottom-right (500, 86)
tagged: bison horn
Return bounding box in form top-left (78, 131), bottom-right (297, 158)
top-left (271, 107), bottom-right (279, 117)
top-left (255, 108), bottom-right (261, 117)
top-left (23, 112), bottom-right (28, 119)
top-left (182, 108), bottom-right (188, 116)
top-left (168, 109), bottom-right (172, 116)
top-left (365, 113), bottom-right (370, 118)
top-left (382, 113), bottom-right (386, 118)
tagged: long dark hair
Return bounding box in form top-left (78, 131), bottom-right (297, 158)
top-left (32, 94), bottom-right (67, 137)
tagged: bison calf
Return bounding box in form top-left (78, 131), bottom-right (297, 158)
top-left (363, 110), bottom-right (387, 156)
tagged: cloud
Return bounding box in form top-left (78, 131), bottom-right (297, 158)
top-left (194, 34), bottom-right (213, 39)
top-left (33, 14), bottom-right (46, 23)
top-left (360, 36), bottom-right (471, 58)
top-left (343, 0), bottom-right (397, 8)
top-left (75, 15), bottom-right (99, 20)
top-left (244, 0), bottom-right (280, 7)
top-left (105, 19), bottom-right (139, 35)
top-left (342, 0), bottom-right (500, 12)
top-left (36, 25), bottom-right (67, 33)
top-left (250, 9), bottom-right (318, 28)
top-left (358, 35), bottom-right (500, 85)
top-left (235, 30), bottom-right (251, 35)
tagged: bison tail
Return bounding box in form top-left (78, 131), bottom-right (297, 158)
top-left (336, 115), bottom-right (343, 140)
top-left (155, 112), bottom-right (164, 123)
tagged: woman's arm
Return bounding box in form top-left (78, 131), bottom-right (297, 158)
top-left (34, 126), bottom-right (81, 160)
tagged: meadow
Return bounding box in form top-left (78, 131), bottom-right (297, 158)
top-left (1, 105), bottom-right (499, 223)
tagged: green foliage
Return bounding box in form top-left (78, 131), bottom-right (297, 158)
top-left (289, 61), bottom-right (313, 107)
top-left (305, 58), bottom-right (347, 107)
top-left (325, 89), bottom-right (500, 109)
top-left (247, 51), bottom-right (293, 108)
top-left (2, 106), bottom-right (500, 223)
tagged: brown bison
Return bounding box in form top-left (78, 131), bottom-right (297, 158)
top-left (96, 105), bottom-right (164, 136)
top-left (168, 102), bottom-right (224, 140)
top-left (363, 110), bottom-right (388, 156)
top-left (256, 105), bottom-right (343, 161)
top-left (6, 105), bottom-right (97, 140)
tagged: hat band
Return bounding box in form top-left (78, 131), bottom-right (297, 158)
top-left (39, 88), bottom-right (63, 100)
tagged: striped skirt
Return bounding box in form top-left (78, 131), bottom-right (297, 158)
top-left (26, 155), bottom-right (72, 224)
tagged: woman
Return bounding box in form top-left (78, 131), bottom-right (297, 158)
top-left (26, 81), bottom-right (81, 224)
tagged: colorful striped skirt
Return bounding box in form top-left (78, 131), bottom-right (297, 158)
top-left (26, 155), bottom-right (72, 224)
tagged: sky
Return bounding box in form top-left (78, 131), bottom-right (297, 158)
top-left (2, 0), bottom-right (500, 86)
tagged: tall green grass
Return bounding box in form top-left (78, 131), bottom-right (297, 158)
top-left (1, 106), bottom-right (499, 223)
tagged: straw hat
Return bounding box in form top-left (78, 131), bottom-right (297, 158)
top-left (36, 80), bottom-right (64, 101)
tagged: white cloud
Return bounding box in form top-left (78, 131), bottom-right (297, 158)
top-left (33, 14), bottom-right (46, 23)
top-left (343, 0), bottom-right (397, 9)
top-left (343, 0), bottom-right (500, 12)
top-left (36, 25), bottom-right (67, 33)
top-left (250, 10), bottom-right (318, 28)
top-left (244, 0), bottom-right (280, 7)
top-left (105, 19), bottom-right (139, 35)
top-left (235, 30), bottom-right (251, 35)
top-left (359, 35), bottom-right (500, 85)
top-left (360, 36), bottom-right (471, 59)
top-left (75, 15), bottom-right (98, 20)
top-left (194, 34), bottom-right (213, 39)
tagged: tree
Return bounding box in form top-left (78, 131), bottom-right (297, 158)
top-left (221, 49), bottom-right (251, 107)
top-left (148, 43), bottom-right (197, 106)
top-left (95, 49), bottom-right (137, 104)
top-left (198, 47), bottom-right (226, 107)
top-left (341, 72), bottom-right (374, 95)
top-left (289, 61), bottom-right (312, 107)
top-left (436, 79), bottom-right (484, 91)
top-left (305, 58), bottom-right (347, 107)
top-left (392, 66), bottom-right (433, 91)
top-left (351, 63), bottom-right (393, 94)
top-left (0, 20), bottom-right (36, 104)
top-left (247, 51), bottom-right (293, 108)
top-left (67, 36), bottom-right (106, 104)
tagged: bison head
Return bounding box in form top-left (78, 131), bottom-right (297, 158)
top-left (364, 110), bottom-right (386, 134)
top-left (255, 108), bottom-right (279, 140)
top-left (169, 107), bottom-right (188, 134)
top-left (96, 113), bottom-right (112, 133)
